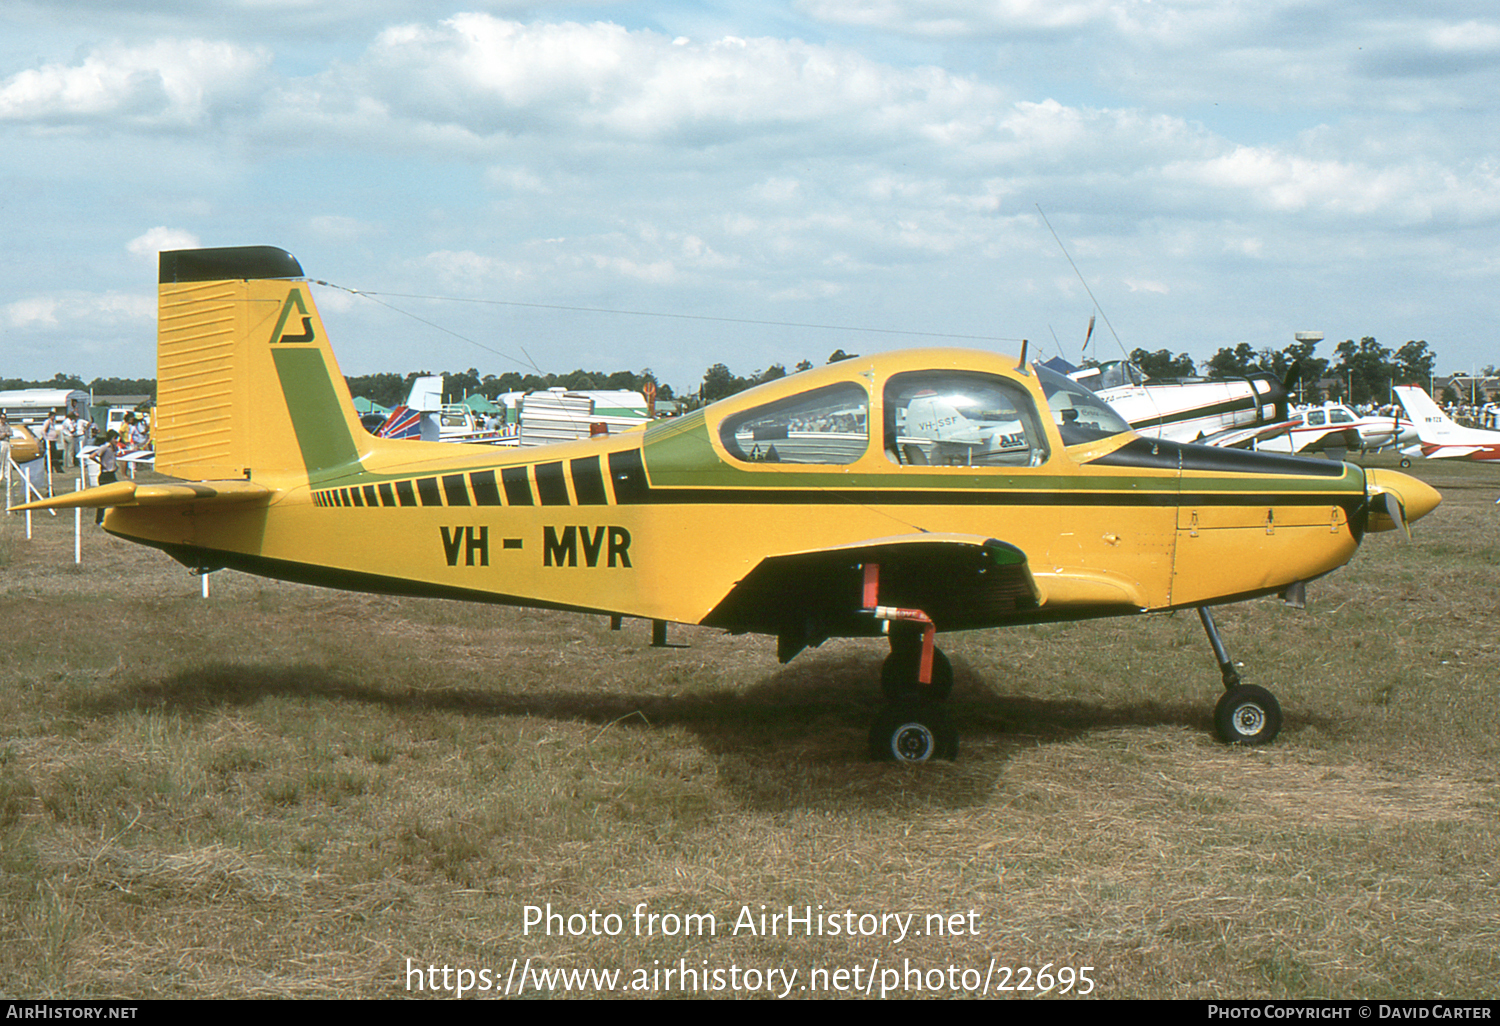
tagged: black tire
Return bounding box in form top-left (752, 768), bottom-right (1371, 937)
top-left (880, 647), bottom-right (954, 701)
top-left (869, 703), bottom-right (958, 762)
top-left (1214, 685), bottom-right (1283, 745)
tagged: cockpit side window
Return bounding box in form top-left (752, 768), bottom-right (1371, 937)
top-left (883, 371), bottom-right (1049, 467)
top-left (1034, 365), bottom-right (1133, 446)
top-left (719, 382), bottom-right (869, 465)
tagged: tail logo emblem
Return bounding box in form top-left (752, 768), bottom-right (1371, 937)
top-left (270, 290), bottom-right (316, 345)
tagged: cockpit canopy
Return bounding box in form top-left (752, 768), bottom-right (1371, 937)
top-left (712, 353), bottom-right (1135, 470)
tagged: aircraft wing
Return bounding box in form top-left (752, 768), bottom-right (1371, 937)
top-left (1197, 418), bottom-right (1296, 449)
top-left (1291, 426), bottom-right (1363, 454)
top-left (8, 479), bottom-right (272, 513)
top-left (701, 533), bottom-right (1145, 661)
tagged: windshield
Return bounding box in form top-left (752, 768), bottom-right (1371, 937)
top-left (1035, 365), bottom-right (1134, 446)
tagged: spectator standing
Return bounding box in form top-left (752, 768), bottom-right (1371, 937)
top-left (41, 412), bottom-right (62, 472)
top-left (60, 411), bottom-right (81, 470)
top-left (91, 430), bottom-right (119, 525)
top-left (1, 412), bottom-right (9, 499)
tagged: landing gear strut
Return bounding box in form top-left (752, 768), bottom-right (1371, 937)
top-left (1198, 606), bottom-right (1282, 745)
top-left (864, 563), bottom-right (957, 762)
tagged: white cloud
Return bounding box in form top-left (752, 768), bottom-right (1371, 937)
top-left (3, 292), bottom-right (152, 330)
top-left (128, 227), bottom-right (201, 258)
top-left (316, 15), bottom-right (1002, 149)
top-left (4, 297), bottom-right (61, 328)
top-left (0, 39), bottom-right (270, 127)
top-left (798, 0), bottom-right (1112, 35)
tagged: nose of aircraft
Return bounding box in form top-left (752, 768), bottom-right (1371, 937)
top-left (1364, 468), bottom-right (1442, 534)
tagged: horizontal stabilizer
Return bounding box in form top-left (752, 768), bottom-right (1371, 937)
top-left (1423, 445), bottom-right (1485, 460)
top-left (9, 479), bottom-right (272, 513)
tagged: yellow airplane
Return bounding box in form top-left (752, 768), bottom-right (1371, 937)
top-left (14, 246), bottom-right (1442, 761)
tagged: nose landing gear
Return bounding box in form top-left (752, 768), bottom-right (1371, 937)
top-left (1198, 606), bottom-right (1282, 745)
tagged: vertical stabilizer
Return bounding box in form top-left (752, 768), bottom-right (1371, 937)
top-left (1392, 385), bottom-right (1456, 441)
top-left (155, 246), bottom-right (370, 484)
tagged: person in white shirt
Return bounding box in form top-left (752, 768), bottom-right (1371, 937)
top-left (91, 431), bottom-right (119, 525)
top-left (60, 411), bottom-right (81, 470)
top-left (41, 412), bottom-right (61, 472)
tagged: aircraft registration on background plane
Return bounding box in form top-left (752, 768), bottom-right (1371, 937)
top-left (13, 247), bottom-right (1443, 761)
top-left (1392, 385), bottom-right (1500, 463)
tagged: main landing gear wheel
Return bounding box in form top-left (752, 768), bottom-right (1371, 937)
top-left (869, 703), bottom-right (958, 762)
top-left (1214, 685), bottom-right (1283, 746)
top-left (880, 647), bottom-right (954, 701)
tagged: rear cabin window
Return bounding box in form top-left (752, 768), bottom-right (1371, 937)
top-left (719, 382), bottom-right (869, 465)
top-left (884, 371), bottom-right (1049, 467)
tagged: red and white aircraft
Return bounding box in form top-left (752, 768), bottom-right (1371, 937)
top-left (1393, 385), bottom-right (1500, 462)
top-left (1259, 402), bottom-right (1416, 459)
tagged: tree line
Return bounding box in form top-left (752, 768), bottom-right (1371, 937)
top-left (1128, 337), bottom-right (1439, 406)
top-left (342, 368), bottom-right (680, 410)
top-left (4, 339), bottom-right (1461, 411)
top-left (1, 373), bottom-right (158, 398)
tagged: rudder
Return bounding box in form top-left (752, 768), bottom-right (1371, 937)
top-left (155, 246), bottom-right (370, 484)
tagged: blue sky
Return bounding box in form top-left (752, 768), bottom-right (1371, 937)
top-left (5, 1), bottom-right (1500, 394)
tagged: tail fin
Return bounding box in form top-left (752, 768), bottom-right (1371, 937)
top-left (1391, 385), bottom-right (1454, 441)
top-left (156, 246), bottom-right (371, 484)
top-left (375, 375), bottom-right (443, 441)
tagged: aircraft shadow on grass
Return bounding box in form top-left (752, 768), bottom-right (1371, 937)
top-left (72, 654), bottom-right (1333, 809)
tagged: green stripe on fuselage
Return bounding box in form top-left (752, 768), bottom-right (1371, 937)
top-left (272, 347), bottom-right (361, 479)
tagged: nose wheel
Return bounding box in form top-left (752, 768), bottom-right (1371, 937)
top-left (1199, 607), bottom-right (1283, 745)
top-left (1214, 685), bottom-right (1283, 745)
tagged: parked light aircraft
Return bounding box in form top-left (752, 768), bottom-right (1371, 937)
top-left (1393, 385), bottom-right (1500, 462)
top-left (1059, 359), bottom-right (1296, 449)
top-left (13, 247), bottom-right (1443, 760)
top-left (1259, 403), bottom-right (1417, 460)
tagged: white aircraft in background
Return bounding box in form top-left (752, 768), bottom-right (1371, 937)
top-left (1056, 358), bottom-right (1296, 449)
top-left (1259, 403), bottom-right (1417, 460)
top-left (1393, 385), bottom-right (1500, 462)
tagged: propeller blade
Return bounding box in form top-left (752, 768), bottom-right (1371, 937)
top-left (1282, 360), bottom-right (1302, 394)
top-left (1379, 489), bottom-right (1410, 541)
top-left (1364, 468), bottom-right (1440, 538)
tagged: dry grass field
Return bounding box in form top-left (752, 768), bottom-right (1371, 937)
top-left (2, 454), bottom-right (1498, 999)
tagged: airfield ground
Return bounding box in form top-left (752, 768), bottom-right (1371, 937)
top-left (1, 454), bottom-right (1497, 999)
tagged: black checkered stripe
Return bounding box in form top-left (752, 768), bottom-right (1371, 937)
top-left (311, 451), bottom-right (650, 509)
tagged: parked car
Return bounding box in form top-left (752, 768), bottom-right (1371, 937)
top-left (5, 423), bottom-right (42, 464)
